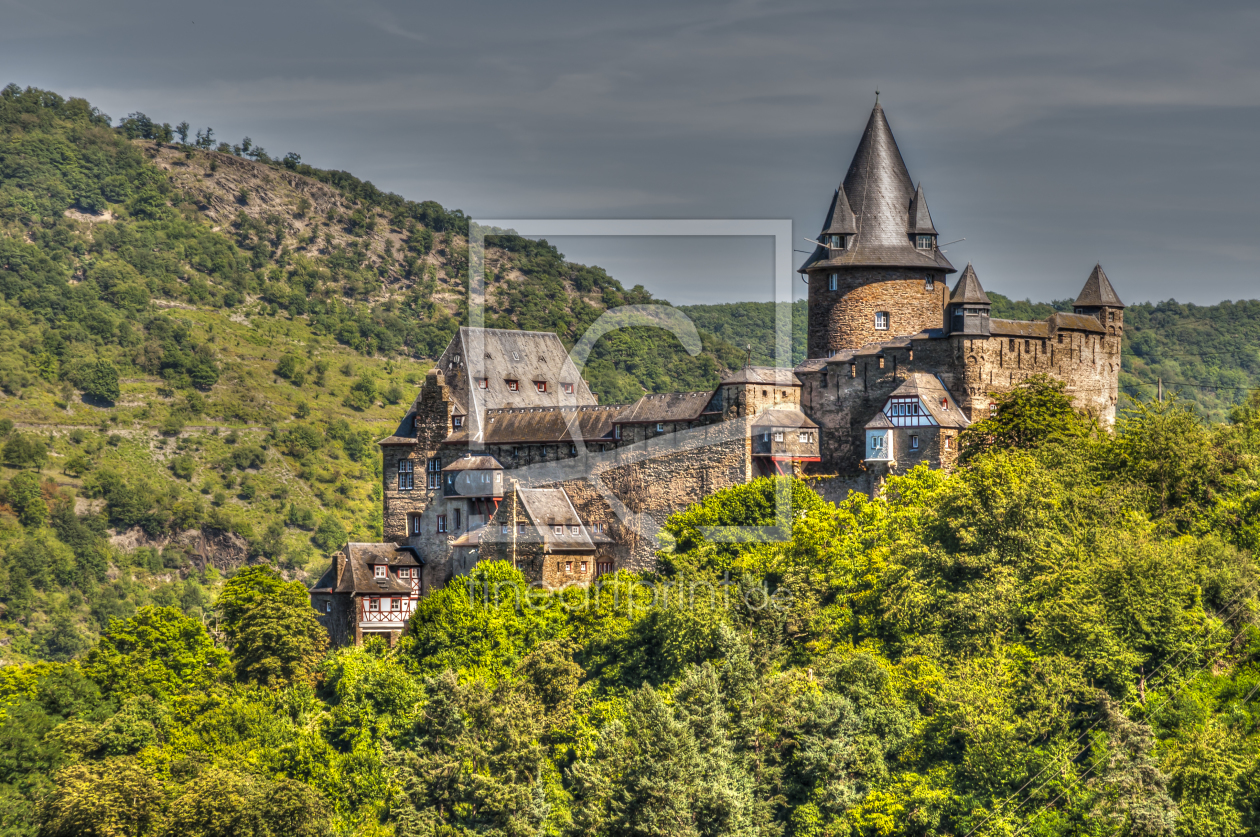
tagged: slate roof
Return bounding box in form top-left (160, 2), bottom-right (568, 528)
top-left (908, 183), bottom-right (938, 235)
top-left (886, 373), bottom-right (971, 429)
top-left (313, 543), bottom-right (422, 595)
top-left (799, 103), bottom-right (955, 274)
top-left (517, 488), bottom-right (596, 552)
top-left (720, 366), bottom-right (802, 386)
top-left (990, 319), bottom-right (1050, 338)
top-left (949, 264), bottom-right (990, 305)
top-left (443, 405), bottom-right (622, 445)
top-left (821, 187), bottom-right (858, 235)
top-left (752, 409), bottom-right (819, 429)
top-left (443, 455), bottom-right (503, 472)
top-left (1075, 264), bottom-right (1125, 308)
top-left (614, 391), bottom-right (713, 424)
top-left (865, 411), bottom-right (894, 429)
top-left (378, 410), bottom-right (419, 446)
top-left (1049, 312), bottom-right (1106, 333)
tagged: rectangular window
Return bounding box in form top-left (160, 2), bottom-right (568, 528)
top-left (910, 435), bottom-right (919, 450)
top-left (562, 382), bottom-right (574, 394)
top-left (593, 522), bottom-right (604, 533)
top-left (827, 234), bottom-right (846, 249)
top-left (614, 426), bottom-right (622, 440)
top-left (799, 432), bottom-right (811, 443)
top-left (944, 437), bottom-right (952, 450)
top-left (916, 235), bottom-right (934, 250)
top-left (656, 423), bottom-right (664, 432)
top-left (565, 561), bottom-right (573, 573)
top-left (569, 525), bottom-right (580, 535)
top-left (476, 378), bottom-right (488, 389)
top-left (874, 312), bottom-right (890, 331)
top-left (325, 601), bottom-right (332, 613)
top-left (410, 515), bottom-right (421, 535)
top-left (506, 379), bottom-right (519, 391)
top-left (534, 381), bottom-right (547, 393)
top-left (398, 568), bottom-right (408, 578)
top-left (397, 460), bottom-right (414, 490)
top-left (501, 524), bottom-right (509, 534)
top-left (989, 403), bottom-right (998, 417)
top-left (374, 565), bottom-right (386, 579)
top-left (453, 509), bottom-right (461, 530)
top-left (553, 525), bottom-right (563, 534)
top-left (828, 273), bottom-right (838, 292)
top-left (569, 444), bottom-right (577, 455)
top-left (427, 458), bottom-right (440, 489)
top-left (774, 432), bottom-right (784, 442)
top-left (518, 523), bottom-right (527, 535)
top-left (453, 416), bottom-right (463, 429)
top-left (580, 561), bottom-right (588, 572)
top-left (925, 275), bottom-right (934, 291)
top-left (437, 515), bottom-right (447, 533)
top-left (368, 598), bottom-right (380, 612)
top-left (850, 363), bottom-right (857, 378)
top-left (391, 598), bottom-right (401, 611)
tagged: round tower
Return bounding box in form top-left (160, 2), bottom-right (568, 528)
top-left (802, 103), bottom-right (956, 357)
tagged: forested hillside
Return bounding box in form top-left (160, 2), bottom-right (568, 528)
top-left (2, 379), bottom-right (1259, 836)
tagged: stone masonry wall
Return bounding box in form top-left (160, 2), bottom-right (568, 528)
top-left (807, 268), bottom-right (949, 356)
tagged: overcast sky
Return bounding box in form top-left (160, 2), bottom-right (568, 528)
top-left (3, 0), bottom-right (1258, 306)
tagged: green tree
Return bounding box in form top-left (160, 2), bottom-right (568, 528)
top-left (313, 514), bottom-right (346, 553)
top-left (80, 361), bottom-right (120, 404)
top-left (81, 607), bottom-right (228, 700)
top-left (7, 472), bottom-right (48, 527)
top-left (214, 566), bottom-right (329, 688)
top-left (3, 433), bottom-right (47, 470)
top-left (958, 374), bottom-right (1091, 462)
top-left (39, 757), bottom-right (164, 837)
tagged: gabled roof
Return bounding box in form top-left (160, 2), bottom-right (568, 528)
top-left (327, 543), bottom-right (422, 595)
top-left (865, 412), bottom-right (894, 429)
top-left (886, 373), bottom-right (970, 428)
top-left (799, 103), bottom-right (954, 275)
top-left (1049, 312), bottom-right (1106, 334)
top-left (1074, 264), bottom-right (1125, 308)
top-left (821, 187), bottom-right (858, 235)
top-left (908, 183), bottom-right (938, 235)
top-left (752, 409), bottom-right (818, 429)
top-left (614, 391), bottom-right (712, 424)
top-left (720, 366), bottom-right (801, 386)
top-left (443, 405), bottom-right (622, 445)
top-left (517, 488), bottom-right (595, 552)
top-left (443, 455), bottom-right (503, 472)
top-left (949, 263), bottom-right (990, 305)
top-left (991, 319), bottom-right (1050, 338)
top-left (378, 410), bottom-right (419, 446)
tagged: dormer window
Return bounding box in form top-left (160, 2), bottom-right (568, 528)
top-left (826, 235), bottom-right (846, 249)
top-left (534, 381), bottom-right (547, 393)
top-left (506, 379), bottom-right (519, 392)
top-left (562, 382), bottom-right (574, 394)
top-left (452, 416), bottom-right (463, 429)
top-left (374, 565), bottom-right (387, 579)
top-left (476, 378), bottom-right (488, 390)
top-left (916, 235), bottom-right (934, 250)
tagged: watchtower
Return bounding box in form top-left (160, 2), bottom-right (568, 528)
top-left (800, 102), bottom-right (956, 357)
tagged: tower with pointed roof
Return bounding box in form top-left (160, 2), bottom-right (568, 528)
top-left (1073, 264), bottom-right (1125, 338)
top-left (800, 102), bottom-right (955, 357)
top-left (946, 264), bottom-right (991, 336)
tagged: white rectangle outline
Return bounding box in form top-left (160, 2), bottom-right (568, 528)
top-left (467, 219), bottom-right (797, 544)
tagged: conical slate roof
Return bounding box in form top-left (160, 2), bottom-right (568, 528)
top-left (820, 187), bottom-right (857, 235)
top-left (949, 263), bottom-right (990, 304)
top-left (908, 183), bottom-right (937, 234)
top-left (1075, 264), bottom-right (1125, 308)
top-left (799, 103), bottom-right (953, 274)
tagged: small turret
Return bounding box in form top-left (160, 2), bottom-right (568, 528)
top-left (1074, 264), bottom-right (1125, 336)
top-left (946, 263), bottom-right (991, 335)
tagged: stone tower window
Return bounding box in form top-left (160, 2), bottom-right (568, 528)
top-left (826, 235), bottom-right (846, 249)
top-left (398, 460), bottom-right (414, 490)
top-left (850, 363), bottom-right (857, 378)
top-left (877, 356), bottom-right (885, 369)
top-left (426, 458), bottom-right (440, 489)
top-left (828, 274), bottom-right (838, 292)
top-left (910, 435), bottom-right (919, 450)
top-left (916, 235), bottom-right (934, 250)
top-left (925, 275), bottom-right (934, 291)
top-left (874, 312), bottom-right (889, 331)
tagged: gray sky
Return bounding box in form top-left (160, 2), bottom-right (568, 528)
top-left (3, 0), bottom-right (1259, 306)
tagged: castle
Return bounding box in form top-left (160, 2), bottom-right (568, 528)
top-left (310, 102), bottom-right (1124, 646)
